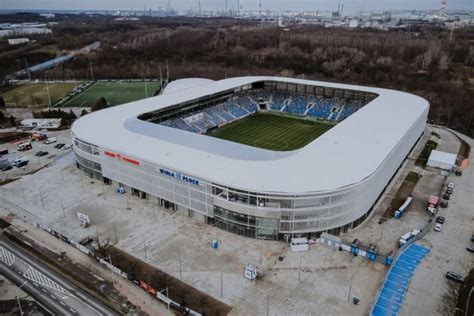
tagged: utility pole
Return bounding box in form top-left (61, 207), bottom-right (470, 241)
top-left (39, 188), bottom-right (45, 207)
top-left (298, 252), bottom-right (303, 282)
top-left (166, 59), bottom-right (169, 82)
top-left (143, 234), bottom-right (147, 258)
top-left (266, 293), bottom-right (270, 316)
top-left (46, 84), bottom-right (52, 108)
top-left (220, 271), bottom-right (223, 297)
top-left (144, 74), bottom-right (148, 98)
top-left (178, 250), bottom-right (182, 278)
top-left (89, 60), bottom-right (95, 82)
top-left (24, 58), bottom-right (31, 81)
top-left (60, 198), bottom-right (66, 218)
top-left (159, 65), bottom-right (163, 91)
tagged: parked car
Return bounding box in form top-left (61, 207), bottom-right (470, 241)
top-left (43, 137), bottom-right (57, 144)
top-left (447, 182), bottom-right (455, 189)
top-left (443, 193), bottom-right (450, 200)
top-left (436, 216), bottom-right (445, 224)
top-left (471, 234), bottom-right (474, 242)
top-left (434, 223), bottom-right (443, 232)
top-left (56, 143), bottom-right (65, 149)
top-left (35, 151), bottom-right (48, 157)
top-left (62, 144), bottom-right (71, 150)
top-left (16, 160), bottom-right (28, 168)
top-left (446, 271), bottom-right (465, 283)
top-left (446, 187), bottom-right (453, 194)
top-left (1, 165), bottom-right (12, 171)
top-left (467, 246), bottom-right (474, 253)
top-left (440, 199), bottom-right (448, 208)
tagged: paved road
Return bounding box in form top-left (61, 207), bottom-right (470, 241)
top-left (0, 235), bottom-right (118, 316)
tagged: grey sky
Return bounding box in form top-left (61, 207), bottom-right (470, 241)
top-left (1, 0), bottom-right (472, 13)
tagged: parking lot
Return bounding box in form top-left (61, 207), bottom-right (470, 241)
top-left (0, 129), bottom-right (72, 180)
top-left (0, 125), bottom-right (471, 315)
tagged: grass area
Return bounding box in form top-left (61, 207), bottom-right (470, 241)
top-left (32, 44), bottom-right (59, 54)
top-left (1, 83), bottom-right (80, 108)
top-left (208, 112), bottom-right (333, 151)
top-left (415, 140), bottom-right (438, 168)
top-left (380, 171), bottom-right (421, 223)
top-left (62, 81), bottom-right (161, 107)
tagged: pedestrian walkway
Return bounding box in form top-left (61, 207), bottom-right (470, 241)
top-left (370, 243), bottom-right (430, 316)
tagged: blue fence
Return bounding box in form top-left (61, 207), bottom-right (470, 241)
top-left (370, 243), bottom-right (430, 316)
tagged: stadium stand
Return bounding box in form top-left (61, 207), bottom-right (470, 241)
top-left (283, 94), bottom-right (314, 116)
top-left (160, 90), bottom-right (367, 133)
top-left (224, 101), bottom-right (249, 118)
top-left (236, 96), bottom-right (259, 113)
top-left (269, 91), bottom-right (290, 111)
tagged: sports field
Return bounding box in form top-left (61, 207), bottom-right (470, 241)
top-left (63, 81), bottom-right (161, 107)
top-left (209, 112), bottom-right (333, 151)
top-left (1, 82), bottom-right (80, 108)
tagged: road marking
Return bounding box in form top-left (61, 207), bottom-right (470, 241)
top-left (23, 266), bottom-right (72, 296)
top-left (69, 308), bottom-right (77, 314)
top-left (0, 246), bottom-right (16, 266)
top-left (50, 294), bottom-right (56, 299)
top-left (41, 288), bottom-right (47, 293)
top-left (59, 301), bottom-right (66, 306)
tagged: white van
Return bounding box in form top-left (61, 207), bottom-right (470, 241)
top-left (44, 137), bottom-right (57, 144)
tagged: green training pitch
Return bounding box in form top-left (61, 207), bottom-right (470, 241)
top-left (1, 82), bottom-right (81, 108)
top-left (208, 112), bottom-right (333, 151)
top-left (62, 81), bottom-right (161, 107)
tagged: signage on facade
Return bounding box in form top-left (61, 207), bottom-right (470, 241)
top-left (159, 168), bottom-right (200, 185)
top-left (104, 150), bottom-right (140, 166)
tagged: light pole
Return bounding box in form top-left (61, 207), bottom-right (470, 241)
top-left (347, 271), bottom-right (357, 302)
top-left (298, 252), bottom-right (303, 282)
top-left (143, 234), bottom-right (147, 259)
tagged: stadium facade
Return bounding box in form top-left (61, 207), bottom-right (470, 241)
top-left (71, 76), bottom-right (429, 240)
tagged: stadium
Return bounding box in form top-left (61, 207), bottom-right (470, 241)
top-left (71, 76), bottom-right (429, 240)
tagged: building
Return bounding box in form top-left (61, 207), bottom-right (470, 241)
top-left (71, 76), bottom-right (429, 240)
top-left (21, 118), bottom-right (62, 129)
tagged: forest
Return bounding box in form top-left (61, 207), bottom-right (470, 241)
top-left (1, 15), bottom-right (473, 135)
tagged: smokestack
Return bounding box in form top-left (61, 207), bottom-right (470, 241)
top-left (440, 0), bottom-right (447, 16)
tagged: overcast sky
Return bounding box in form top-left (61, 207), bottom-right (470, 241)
top-left (1, 0), bottom-right (472, 13)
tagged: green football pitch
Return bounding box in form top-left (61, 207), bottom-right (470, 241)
top-left (1, 82), bottom-right (80, 108)
top-left (209, 112), bottom-right (333, 151)
top-left (62, 81), bottom-right (161, 107)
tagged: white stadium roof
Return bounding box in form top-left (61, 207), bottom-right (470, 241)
top-left (162, 78), bottom-right (215, 94)
top-left (72, 76), bottom-right (429, 194)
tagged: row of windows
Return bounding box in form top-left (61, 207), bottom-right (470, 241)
top-left (73, 138), bottom-right (99, 156)
top-left (75, 152), bottom-right (102, 172)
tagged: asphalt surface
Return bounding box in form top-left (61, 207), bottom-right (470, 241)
top-left (0, 235), bottom-right (118, 316)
